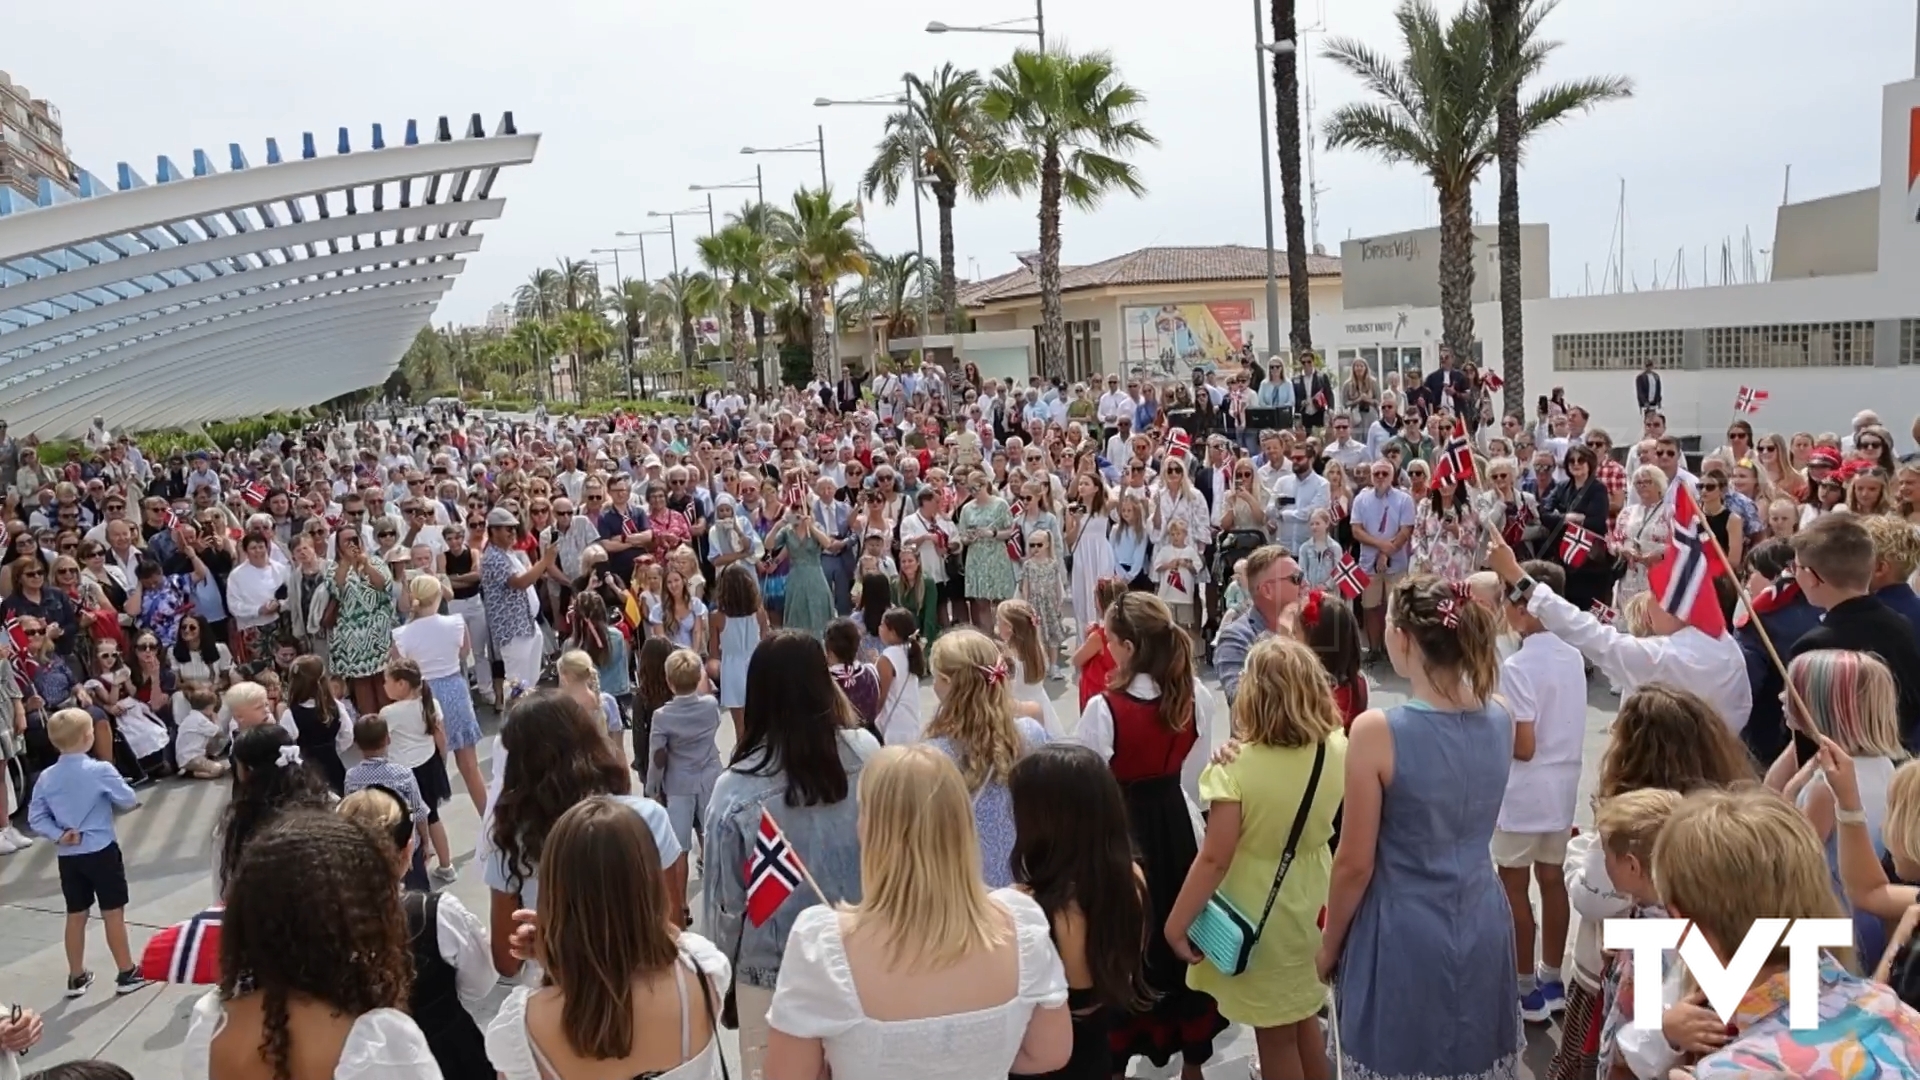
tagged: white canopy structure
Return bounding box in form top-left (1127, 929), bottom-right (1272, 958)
top-left (0, 113), bottom-right (538, 438)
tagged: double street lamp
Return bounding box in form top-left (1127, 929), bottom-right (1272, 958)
top-left (815, 88), bottom-right (936, 347)
top-left (742, 128), bottom-right (829, 189)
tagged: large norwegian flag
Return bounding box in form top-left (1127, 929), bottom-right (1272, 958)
top-left (746, 807), bottom-right (809, 927)
top-left (1649, 484), bottom-right (1731, 636)
top-left (1432, 416), bottom-right (1476, 487)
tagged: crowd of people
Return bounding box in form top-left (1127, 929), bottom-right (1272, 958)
top-left (2, 350), bottom-right (1920, 1080)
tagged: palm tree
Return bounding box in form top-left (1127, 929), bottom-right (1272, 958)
top-left (722, 201), bottom-right (791, 393)
top-left (507, 317), bottom-right (561, 400)
top-left (655, 270), bottom-right (708, 372)
top-left (513, 268), bottom-right (562, 322)
top-left (1270, 0), bottom-right (1313, 361)
top-left (773, 186), bottom-right (869, 379)
top-left (863, 64), bottom-right (991, 326)
top-left (974, 49), bottom-right (1156, 381)
top-left (843, 250), bottom-right (935, 348)
top-left (556, 258), bottom-right (600, 313)
top-left (698, 223), bottom-right (778, 389)
top-left (1489, 0), bottom-right (1630, 408)
top-left (1322, 0), bottom-right (1629, 363)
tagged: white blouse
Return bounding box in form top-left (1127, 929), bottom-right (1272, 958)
top-left (767, 888), bottom-right (1068, 1080)
top-left (485, 932), bottom-right (731, 1080)
top-left (1074, 672), bottom-right (1218, 808)
top-left (182, 992), bottom-right (443, 1080)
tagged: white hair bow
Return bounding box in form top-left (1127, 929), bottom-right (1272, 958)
top-left (276, 745), bottom-right (304, 769)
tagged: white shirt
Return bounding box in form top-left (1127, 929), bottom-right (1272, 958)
top-left (767, 890), bottom-right (1067, 1080)
top-left (1097, 390), bottom-right (1134, 424)
top-left (183, 993), bottom-right (443, 1080)
top-left (1269, 468), bottom-right (1330, 552)
top-left (380, 698), bottom-right (438, 770)
top-left (876, 643), bottom-right (922, 745)
top-left (225, 558), bottom-right (289, 631)
top-left (1075, 672), bottom-right (1218, 808)
top-left (175, 708), bottom-right (223, 765)
top-left (1525, 584), bottom-right (1750, 734)
top-left (392, 614), bottom-right (469, 681)
top-left (1322, 437), bottom-right (1371, 474)
top-left (1496, 631), bottom-right (1588, 833)
top-left (426, 890), bottom-right (500, 1016)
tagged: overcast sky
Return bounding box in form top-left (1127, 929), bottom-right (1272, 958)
top-left (11, 0), bottom-right (1918, 324)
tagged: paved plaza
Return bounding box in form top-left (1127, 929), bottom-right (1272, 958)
top-left (0, 661), bottom-right (1621, 1077)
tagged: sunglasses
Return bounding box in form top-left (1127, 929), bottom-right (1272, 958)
top-left (1860, 440), bottom-right (1885, 450)
top-left (136, 642), bottom-right (159, 653)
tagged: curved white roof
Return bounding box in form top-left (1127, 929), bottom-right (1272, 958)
top-left (0, 113), bottom-right (537, 438)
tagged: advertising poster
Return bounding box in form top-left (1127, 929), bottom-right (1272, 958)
top-left (1122, 300), bottom-right (1255, 377)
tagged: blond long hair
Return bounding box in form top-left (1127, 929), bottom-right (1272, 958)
top-left (996, 599), bottom-right (1047, 686)
top-left (848, 745), bottom-right (1008, 971)
top-left (925, 629), bottom-right (1024, 792)
top-left (1233, 637), bottom-right (1340, 748)
top-left (1654, 785), bottom-right (1852, 971)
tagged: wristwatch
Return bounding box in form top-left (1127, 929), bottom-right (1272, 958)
top-left (1506, 576), bottom-right (1538, 607)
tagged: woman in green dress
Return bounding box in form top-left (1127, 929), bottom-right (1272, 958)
top-left (892, 545), bottom-right (940, 647)
top-left (767, 505), bottom-right (839, 638)
top-left (324, 528), bottom-right (398, 715)
top-left (958, 469), bottom-right (1018, 628)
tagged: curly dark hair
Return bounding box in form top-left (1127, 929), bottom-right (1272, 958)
top-left (214, 726), bottom-right (332, 897)
top-left (489, 690), bottom-right (631, 895)
top-left (1598, 683), bottom-right (1756, 799)
top-left (219, 810), bottom-right (410, 1080)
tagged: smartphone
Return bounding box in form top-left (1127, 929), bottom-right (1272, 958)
top-left (1792, 728), bottom-right (1820, 769)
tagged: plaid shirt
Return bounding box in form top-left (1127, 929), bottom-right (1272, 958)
top-left (344, 757), bottom-right (428, 825)
top-left (1596, 459), bottom-right (1627, 501)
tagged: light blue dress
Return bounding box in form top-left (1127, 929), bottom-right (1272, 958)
top-left (717, 609), bottom-right (759, 710)
top-left (927, 715), bottom-right (1049, 888)
top-left (1335, 701), bottom-right (1523, 1080)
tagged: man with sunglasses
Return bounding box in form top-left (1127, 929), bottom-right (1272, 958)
top-left (1212, 544), bottom-right (1307, 704)
top-left (1351, 461), bottom-right (1417, 662)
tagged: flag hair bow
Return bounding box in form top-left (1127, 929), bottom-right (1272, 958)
top-left (573, 605), bottom-right (606, 653)
top-left (1300, 589), bottom-right (1326, 629)
top-left (830, 665), bottom-right (863, 692)
top-left (975, 660), bottom-right (1009, 686)
top-left (275, 745), bottom-right (304, 769)
top-left (1450, 580), bottom-right (1476, 602)
top-left (1436, 598), bottom-right (1461, 629)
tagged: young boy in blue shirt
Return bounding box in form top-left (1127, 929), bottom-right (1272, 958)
top-left (28, 708), bottom-right (144, 997)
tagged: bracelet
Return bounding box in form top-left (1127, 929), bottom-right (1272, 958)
top-left (1835, 807), bottom-right (1869, 826)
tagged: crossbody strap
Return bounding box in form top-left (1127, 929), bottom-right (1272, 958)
top-left (1251, 741), bottom-right (1327, 939)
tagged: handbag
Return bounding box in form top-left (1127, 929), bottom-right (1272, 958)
top-left (1186, 741), bottom-right (1327, 976)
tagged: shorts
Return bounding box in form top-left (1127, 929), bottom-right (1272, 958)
top-left (666, 790), bottom-right (710, 852)
top-left (1360, 569), bottom-right (1405, 610)
top-left (59, 842), bottom-right (130, 914)
top-left (1490, 828), bottom-right (1571, 868)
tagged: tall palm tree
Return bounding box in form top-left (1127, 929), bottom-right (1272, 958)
top-left (655, 270), bottom-right (708, 371)
top-left (697, 223), bottom-right (781, 389)
top-left (1323, 0), bottom-right (1629, 362)
top-left (555, 310), bottom-right (612, 401)
top-left (724, 202), bottom-right (792, 393)
top-left (513, 268), bottom-right (563, 322)
top-left (1270, 0), bottom-right (1313, 361)
top-left (973, 49), bottom-right (1156, 381)
top-left (773, 186), bottom-right (870, 380)
top-left (863, 64), bottom-right (991, 326)
top-left (842, 250), bottom-right (935, 347)
top-left (507, 317), bottom-right (561, 399)
top-left (556, 258), bottom-right (600, 313)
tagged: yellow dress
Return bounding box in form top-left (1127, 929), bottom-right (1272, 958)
top-left (1186, 733), bottom-right (1348, 1027)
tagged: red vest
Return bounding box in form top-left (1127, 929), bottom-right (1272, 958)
top-left (1102, 689), bottom-right (1197, 784)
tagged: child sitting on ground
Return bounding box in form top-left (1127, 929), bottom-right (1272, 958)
top-left (28, 708), bottom-right (143, 997)
top-left (172, 684), bottom-right (230, 779)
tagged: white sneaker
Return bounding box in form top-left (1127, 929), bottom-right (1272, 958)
top-left (2, 826), bottom-right (36, 849)
top-left (0, 832), bottom-right (20, 855)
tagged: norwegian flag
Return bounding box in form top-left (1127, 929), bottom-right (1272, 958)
top-left (139, 905), bottom-right (224, 984)
top-left (1501, 504), bottom-right (1527, 547)
top-left (1432, 416), bottom-right (1476, 486)
top-left (162, 507), bottom-right (182, 530)
top-left (1313, 390), bottom-right (1329, 411)
top-left (620, 511), bottom-right (640, 537)
top-left (1333, 555), bottom-right (1371, 601)
top-left (1482, 372), bottom-right (1504, 391)
top-left (240, 481), bottom-right (270, 510)
top-left (1734, 570), bottom-right (1802, 631)
top-left (1734, 385), bottom-right (1770, 415)
top-left (746, 807), bottom-right (809, 927)
top-left (1589, 600), bottom-right (1619, 625)
top-left (1650, 484), bottom-right (1731, 637)
top-left (1006, 502), bottom-right (1027, 561)
top-left (1558, 524), bottom-right (1601, 568)
top-left (3, 617), bottom-right (38, 693)
top-left (1167, 567), bottom-right (1187, 594)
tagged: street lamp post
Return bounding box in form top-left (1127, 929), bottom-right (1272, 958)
top-left (926, 0), bottom-right (1045, 51)
top-left (648, 207), bottom-right (707, 372)
top-left (591, 244), bottom-right (647, 399)
top-left (689, 168), bottom-right (765, 209)
top-left (742, 130), bottom-right (828, 189)
top-left (1253, 13), bottom-right (1299, 361)
top-left (815, 87), bottom-right (934, 350)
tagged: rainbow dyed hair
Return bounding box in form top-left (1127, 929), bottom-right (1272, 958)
top-left (1786, 649), bottom-right (1910, 761)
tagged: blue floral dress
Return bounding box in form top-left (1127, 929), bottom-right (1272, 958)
top-left (960, 496), bottom-right (1016, 601)
top-left (926, 715), bottom-right (1048, 887)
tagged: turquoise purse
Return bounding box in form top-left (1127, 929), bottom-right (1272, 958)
top-left (1186, 741), bottom-right (1327, 976)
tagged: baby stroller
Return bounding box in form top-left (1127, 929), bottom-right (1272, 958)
top-left (1206, 528), bottom-right (1270, 661)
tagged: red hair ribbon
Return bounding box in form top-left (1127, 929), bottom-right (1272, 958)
top-left (1437, 598), bottom-right (1461, 629)
top-left (975, 660), bottom-right (1009, 687)
top-left (1300, 589), bottom-right (1325, 630)
top-left (1450, 580), bottom-right (1476, 602)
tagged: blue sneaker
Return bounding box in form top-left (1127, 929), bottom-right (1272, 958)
top-left (1538, 979), bottom-right (1567, 1015)
top-left (1519, 985), bottom-right (1553, 1022)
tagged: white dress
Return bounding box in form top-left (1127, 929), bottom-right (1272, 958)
top-left (1008, 656), bottom-right (1063, 738)
top-left (1069, 512), bottom-right (1116, 636)
top-left (485, 932), bottom-right (731, 1080)
top-left (875, 642), bottom-right (922, 745)
top-left (768, 889), bottom-right (1068, 1080)
top-left (182, 992), bottom-right (442, 1080)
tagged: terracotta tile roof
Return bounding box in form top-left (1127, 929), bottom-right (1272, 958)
top-left (958, 245), bottom-right (1343, 307)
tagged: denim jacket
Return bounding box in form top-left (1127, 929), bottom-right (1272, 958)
top-left (703, 728), bottom-right (877, 989)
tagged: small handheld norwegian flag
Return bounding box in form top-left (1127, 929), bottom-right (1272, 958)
top-left (1558, 524), bottom-right (1600, 568)
top-left (1589, 600), bottom-right (1619, 625)
top-left (1333, 555), bottom-right (1371, 601)
top-left (1734, 570), bottom-right (1801, 631)
top-left (1650, 484), bottom-right (1731, 637)
top-left (620, 512), bottom-right (640, 538)
top-left (746, 807), bottom-right (812, 927)
top-left (1006, 502), bottom-right (1026, 561)
top-left (241, 481), bottom-right (270, 510)
top-left (1482, 372), bottom-right (1504, 391)
top-left (1432, 416), bottom-right (1476, 486)
top-left (1734, 385), bottom-right (1770, 415)
top-left (1313, 390), bottom-right (1329, 411)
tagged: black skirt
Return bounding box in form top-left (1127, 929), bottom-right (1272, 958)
top-left (1109, 774), bottom-right (1226, 1070)
top-left (411, 754), bottom-right (453, 822)
top-left (1012, 987), bottom-right (1110, 1080)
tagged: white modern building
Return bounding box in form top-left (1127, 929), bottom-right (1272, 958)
top-left (1315, 63), bottom-right (1920, 442)
top-left (485, 301), bottom-right (515, 332)
top-left (0, 113), bottom-right (538, 438)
